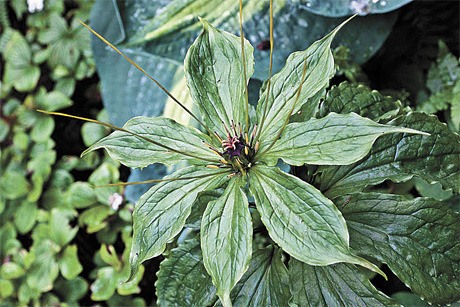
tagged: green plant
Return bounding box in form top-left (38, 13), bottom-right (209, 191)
top-left (43, 6), bottom-right (459, 306)
top-left (0, 1), bottom-right (149, 304)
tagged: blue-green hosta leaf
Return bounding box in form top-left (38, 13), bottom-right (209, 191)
top-left (201, 177), bottom-right (252, 305)
top-left (302, 0), bottom-right (412, 17)
top-left (248, 165), bottom-right (383, 275)
top-left (317, 81), bottom-right (403, 121)
top-left (83, 116), bottom-right (219, 168)
top-left (156, 237), bottom-right (217, 306)
top-left (129, 166), bottom-right (229, 279)
top-left (320, 112), bottom-right (460, 198)
top-left (256, 19), bottom-right (346, 150)
top-left (262, 112), bottom-right (426, 166)
top-left (185, 19), bottom-right (254, 137)
top-left (341, 193), bottom-right (460, 304)
top-left (289, 259), bottom-right (396, 306)
top-left (227, 246), bottom-right (290, 306)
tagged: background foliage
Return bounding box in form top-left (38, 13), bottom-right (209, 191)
top-left (0, 0), bottom-right (458, 305)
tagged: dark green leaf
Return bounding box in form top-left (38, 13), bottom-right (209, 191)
top-left (341, 193), bottom-right (460, 304)
top-left (83, 116), bottom-right (219, 168)
top-left (229, 246), bottom-right (290, 306)
top-left (185, 190), bottom-right (221, 229)
top-left (289, 259), bottom-right (396, 306)
top-left (317, 81), bottom-right (403, 121)
top-left (54, 277), bottom-right (88, 303)
top-left (249, 165), bottom-right (382, 275)
top-left (185, 19), bottom-right (253, 137)
top-left (262, 112), bottom-right (425, 166)
top-left (201, 177), bottom-right (252, 304)
top-left (130, 166), bottom-right (229, 278)
top-left (320, 112), bottom-right (460, 198)
top-left (156, 238), bottom-right (217, 306)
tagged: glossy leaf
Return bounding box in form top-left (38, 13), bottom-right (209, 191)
top-left (289, 259), bottom-right (396, 306)
top-left (321, 112), bottom-right (460, 198)
top-left (83, 116), bottom-right (219, 168)
top-left (341, 193), bottom-right (460, 304)
top-left (262, 112), bottom-right (426, 166)
top-left (201, 178), bottom-right (252, 305)
top-left (156, 238), bottom-right (217, 306)
top-left (302, 0), bottom-right (412, 17)
top-left (249, 165), bottom-right (382, 275)
top-left (129, 166), bottom-right (229, 278)
top-left (317, 81), bottom-right (403, 121)
top-left (228, 246), bottom-right (290, 306)
top-left (185, 19), bottom-right (254, 137)
top-left (255, 20), bottom-right (344, 150)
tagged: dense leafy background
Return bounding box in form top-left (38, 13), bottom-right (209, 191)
top-left (0, 0), bottom-right (458, 305)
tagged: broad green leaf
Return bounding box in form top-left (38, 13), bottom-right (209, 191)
top-left (255, 19), bottom-right (347, 150)
top-left (262, 112), bottom-right (425, 166)
top-left (83, 116), bottom-right (219, 168)
top-left (289, 259), bottom-right (396, 306)
top-left (185, 19), bottom-right (254, 137)
top-left (317, 81), bottom-right (403, 121)
top-left (248, 165), bottom-right (383, 275)
top-left (201, 177), bottom-right (252, 305)
top-left (320, 112), bottom-right (460, 198)
top-left (130, 166), bottom-right (229, 278)
top-left (156, 238), bottom-right (217, 306)
top-left (341, 193), bottom-right (460, 304)
top-left (228, 246), bottom-right (290, 306)
top-left (58, 245), bottom-right (83, 280)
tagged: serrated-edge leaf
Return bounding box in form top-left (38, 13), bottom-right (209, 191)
top-left (185, 18), bottom-right (254, 137)
top-left (341, 193), bottom-right (460, 304)
top-left (289, 259), bottom-right (396, 306)
top-left (317, 81), bottom-right (403, 121)
top-left (228, 246), bottom-right (291, 306)
top-left (201, 177), bottom-right (252, 305)
top-left (156, 237), bottom-right (217, 306)
top-left (261, 112), bottom-right (427, 166)
top-left (248, 165), bottom-right (383, 276)
top-left (129, 166), bottom-right (229, 279)
top-left (83, 116), bottom-right (219, 168)
top-left (321, 112), bottom-right (460, 197)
